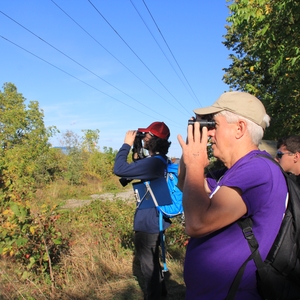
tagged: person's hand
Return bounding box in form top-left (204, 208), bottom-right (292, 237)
top-left (177, 122), bottom-right (209, 169)
top-left (124, 130), bottom-right (137, 147)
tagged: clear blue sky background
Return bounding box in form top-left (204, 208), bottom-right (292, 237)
top-left (0, 0), bottom-right (231, 158)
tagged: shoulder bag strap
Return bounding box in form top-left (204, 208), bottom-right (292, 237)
top-left (226, 218), bottom-right (265, 300)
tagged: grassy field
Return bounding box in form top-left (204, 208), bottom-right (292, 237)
top-left (0, 180), bottom-right (187, 299)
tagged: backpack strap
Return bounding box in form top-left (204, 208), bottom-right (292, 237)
top-left (152, 155), bottom-right (171, 272)
top-left (142, 155), bottom-right (170, 272)
top-left (159, 210), bottom-right (168, 272)
top-left (154, 154), bottom-right (168, 168)
top-left (226, 153), bottom-right (283, 299)
top-left (226, 218), bottom-right (266, 300)
top-left (144, 181), bottom-right (169, 272)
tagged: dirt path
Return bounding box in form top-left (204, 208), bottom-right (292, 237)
top-left (62, 189), bottom-right (135, 209)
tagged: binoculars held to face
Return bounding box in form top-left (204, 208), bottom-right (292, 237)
top-left (188, 119), bottom-right (216, 130)
top-left (135, 131), bottom-right (146, 138)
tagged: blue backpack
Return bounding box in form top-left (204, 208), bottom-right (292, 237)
top-left (154, 156), bottom-right (183, 272)
top-left (154, 156), bottom-right (183, 218)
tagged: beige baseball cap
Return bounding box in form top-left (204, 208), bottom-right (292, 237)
top-left (194, 91), bottom-right (268, 129)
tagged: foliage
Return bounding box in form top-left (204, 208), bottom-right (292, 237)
top-left (85, 146), bottom-right (118, 181)
top-left (60, 199), bottom-right (136, 252)
top-left (60, 198), bottom-right (188, 255)
top-left (0, 83), bottom-right (69, 282)
top-left (32, 147), bottom-right (66, 184)
top-left (81, 129), bottom-right (100, 153)
top-left (56, 198), bottom-right (187, 298)
top-left (0, 82), bottom-right (58, 202)
top-left (165, 216), bottom-right (188, 259)
top-left (59, 130), bottom-right (118, 185)
top-left (223, 0), bottom-right (300, 139)
top-left (0, 188), bottom-right (186, 299)
top-left (0, 201), bottom-right (69, 279)
top-left (59, 130), bottom-right (85, 185)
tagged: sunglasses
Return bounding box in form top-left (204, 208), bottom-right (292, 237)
top-left (276, 151), bottom-right (293, 159)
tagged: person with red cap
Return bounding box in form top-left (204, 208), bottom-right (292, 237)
top-left (114, 121), bottom-right (171, 300)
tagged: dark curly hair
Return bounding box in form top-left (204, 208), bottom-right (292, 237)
top-left (147, 136), bottom-right (171, 155)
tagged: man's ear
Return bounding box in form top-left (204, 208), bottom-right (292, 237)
top-left (235, 120), bottom-right (247, 139)
top-left (294, 152), bottom-right (300, 162)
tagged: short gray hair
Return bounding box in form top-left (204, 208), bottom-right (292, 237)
top-left (216, 111), bottom-right (269, 146)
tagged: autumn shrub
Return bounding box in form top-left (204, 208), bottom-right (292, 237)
top-left (58, 199), bottom-right (135, 250)
top-left (0, 200), bottom-right (69, 280)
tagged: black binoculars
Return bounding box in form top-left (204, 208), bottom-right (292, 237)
top-left (188, 119), bottom-right (216, 129)
top-left (136, 131), bottom-right (146, 138)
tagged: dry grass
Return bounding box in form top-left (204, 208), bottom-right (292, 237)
top-left (54, 233), bottom-right (145, 300)
top-left (0, 233), bottom-right (185, 299)
top-left (56, 236), bottom-right (185, 300)
top-left (0, 181), bottom-right (186, 300)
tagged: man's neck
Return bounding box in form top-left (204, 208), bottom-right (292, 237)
top-left (225, 145), bottom-right (258, 169)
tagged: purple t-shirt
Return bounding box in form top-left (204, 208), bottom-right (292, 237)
top-left (184, 150), bottom-right (287, 300)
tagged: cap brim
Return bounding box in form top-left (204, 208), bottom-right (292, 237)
top-left (193, 106), bottom-right (223, 116)
top-left (137, 127), bottom-right (149, 132)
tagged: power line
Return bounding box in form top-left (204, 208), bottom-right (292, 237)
top-left (0, 34), bottom-right (183, 128)
top-left (130, 0), bottom-right (200, 107)
top-left (87, 0), bottom-right (191, 115)
top-left (142, 0), bottom-right (202, 107)
top-left (0, 10), bottom-right (183, 126)
top-left (50, 0), bottom-right (185, 113)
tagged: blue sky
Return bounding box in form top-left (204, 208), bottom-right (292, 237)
top-left (0, 1), bottom-right (231, 158)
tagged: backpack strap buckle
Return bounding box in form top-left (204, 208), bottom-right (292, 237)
top-left (242, 226), bottom-right (254, 240)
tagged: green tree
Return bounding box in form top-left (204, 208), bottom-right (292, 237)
top-left (59, 130), bottom-right (117, 185)
top-left (0, 83), bottom-right (67, 279)
top-left (86, 146), bottom-right (118, 181)
top-left (82, 129), bottom-right (100, 153)
top-left (59, 130), bottom-right (84, 185)
top-left (0, 82), bottom-right (57, 202)
top-left (223, 0), bottom-right (300, 139)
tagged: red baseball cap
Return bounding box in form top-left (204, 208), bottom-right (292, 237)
top-left (138, 122), bottom-right (170, 139)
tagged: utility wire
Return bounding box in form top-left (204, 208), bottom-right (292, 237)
top-left (0, 10), bottom-right (182, 126)
top-left (87, 0), bottom-right (191, 115)
top-left (50, 0), bottom-right (184, 114)
top-left (130, 0), bottom-right (199, 107)
top-left (0, 34), bottom-right (182, 128)
top-left (142, 0), bottom-right (202, 107)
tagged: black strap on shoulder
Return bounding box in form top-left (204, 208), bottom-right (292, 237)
top-left (226, 153), bottom-right (282, 299)
top-left (226, 218), bottom-right (265, 299)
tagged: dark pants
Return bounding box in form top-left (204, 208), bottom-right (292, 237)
top-left (134, 231), bottom-right (167, 300)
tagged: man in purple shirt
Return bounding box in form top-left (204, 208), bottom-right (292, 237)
top-left (178, 92), bottom-right (287, 299)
